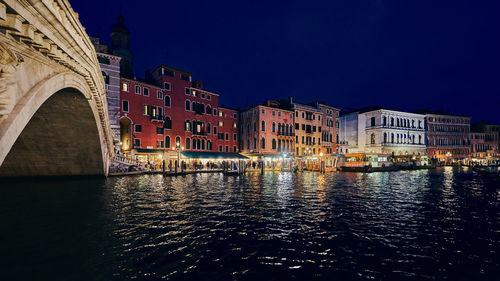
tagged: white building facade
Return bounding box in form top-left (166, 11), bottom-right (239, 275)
top-left (339, 109), bottom-right (427, 156)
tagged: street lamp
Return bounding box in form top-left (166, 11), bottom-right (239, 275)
top-left (172, 141), bottom-right (184, 173)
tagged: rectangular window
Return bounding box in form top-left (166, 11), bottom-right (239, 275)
top-left (218, 133), bottom-right (224, 140)
top-left (122, 82), bottom-right (129, 92)
top-left (122, 100), bottom-right (129, 112)
top-left (207, 95), bottom-right (211, 100)
top-left (143, 105), bottom-right (149, 115)
top-left (272, 111), bottom-right (275, 116)
top-left (233, 146), bottom-right (237, 152)
top-left (135, 85), bottom-right (141, 94)
top-left (157, 91), bottom-right (163, 99)
top-left (156, 127), bottom-right (163, 134)
top-left (278, 112), bottom-right (281, 117)
top-left (302, 124), bottom-right (305, 130)
top-left (134, 124), bottom-right (142, 133)
top-left (233, 134), bottom-right (237, 141)
top-left (219, 121), bottom-right (223, 127)
top-left (156, 140), bottom-right (164, 148)
top-left (219, 145), bottom-right (223, 152)
top-left (181, 74), bottom-right (191, 81)
top-left (261, 109), bottom-right (265, 114)
top-left (225, 133), bottom-right (229, 140)
top-left (295, 123), bottom-right (299, 130)
top-left (225, 146), bottom-right (229, 152)
top-left (134, 139), bottom-right (140, 147)
top-left (185, 88), bottom-right (190, 95)
top-left (164, 82), bottom-right (171, 90)
top-left (143, 88), bottom-right (149, 96)
top-left (214, 127), bottom-right (217, 134)
top-left (233, 113), bottom-right (237, 119)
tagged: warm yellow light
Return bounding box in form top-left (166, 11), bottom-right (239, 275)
top-left (320, 152), bottom-right (323, 156)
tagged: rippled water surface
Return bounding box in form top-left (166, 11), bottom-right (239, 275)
top-left (1, 167), bottom-right (499, 280)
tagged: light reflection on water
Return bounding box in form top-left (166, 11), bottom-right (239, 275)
top-left (0, 168), bottom-right (499, 280)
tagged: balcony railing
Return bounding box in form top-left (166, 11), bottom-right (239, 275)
top-left (150, 115), bottom-right (164, 122)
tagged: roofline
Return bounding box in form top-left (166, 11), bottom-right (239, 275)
top-left (424, 113), bottom-right (471, 119)
top-left (360, 108), bottom-right (425, 117)
top-left (153, 65), bottom-right (192, 75)
top-left (121, 77), bottom-right (162, 89)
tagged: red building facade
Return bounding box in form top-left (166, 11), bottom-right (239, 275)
top-left (118, 65), bottom-right (238, 165)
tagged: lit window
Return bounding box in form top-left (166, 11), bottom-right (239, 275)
top-left (219, 121), bottom-right (223, 127)
top-left (135, 85), bottom-right (141, 94)
top-left (122, 82), bottom-right (129, 92)
top-left (233, 123), bottom-right (237, 128)
top-left (219, 111), bottom-right (223, 117)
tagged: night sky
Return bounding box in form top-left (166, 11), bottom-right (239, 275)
top-left (71, 0), bottom-right (500, 123)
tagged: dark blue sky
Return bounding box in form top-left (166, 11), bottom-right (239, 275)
top-left (71, 0), bottom-right (500, 123)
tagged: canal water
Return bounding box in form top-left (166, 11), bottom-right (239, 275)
top-left (1, 167), bottom-right (499, 281)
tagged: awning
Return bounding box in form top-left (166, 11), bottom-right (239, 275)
top-left (181, 151), bottom-right (249, 159)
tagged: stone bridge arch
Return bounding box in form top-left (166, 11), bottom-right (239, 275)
top-left (0, 0), bottom-right (114, 176)
top-left (0, 72), bottom-right (110, 176)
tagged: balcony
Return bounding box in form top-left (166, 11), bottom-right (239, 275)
top-left (150, 115), bottom-right (164, 122)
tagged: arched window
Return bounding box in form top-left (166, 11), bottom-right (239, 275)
top-left (261, 138), bottom-right (265, 149)
top-left (278, 123), bottom-right (282, 135)
top-left (197, 139), bottom-right (201, 149)
top-left (175, 136), bottom-right (181, 147)
top-left (202, 140), bottom-right (205, 150)
top-left (165, 136), bottom-right (171, 148)
top-left (164, 95), bottom-right (171, 107)
top-left (185, 120), bottom-right (191, 131)
top-left (253, 122), bottom-right (257, 132)
top-left (286, 124), bottom-right (289, 135)
top-left (371, 133), bottom-right (375, 144)
top-left (272, 122), bottom-right (276, 133)
top-left (278, 139), bottom-right (281, 152)
top-left (391, 133), bottom-right (394, 143)
top-left (185, 100), bottom-right (191, 110)
top-left (207, 123), bottom-right (211, 134)
top-left (272, 139), bottom-right (276, 149)
top-left (206, 105), bottom-right (211, 114)
top-left (419, 135), bottom-right (422, 144)
top-left (383, 132), bottom-right (387, 143)
top-left (213, 108), bottom-right (217, 116)
top-left (391, 117), bottom-right (394, 127)
top-left (207, 140), bottom-right (212, 151)
top-left (261, 120), bottom-right (266, 132)
top-left (186, 138), bottom-right (191, 149)
top-left (246, 123), bottom-right (250, 134)
top-left (383, 116), bottom-right (387, 126)
top-left (371, 117), bottom-right (375, 127)
top-left (164, 116), bottom-right (172, 129)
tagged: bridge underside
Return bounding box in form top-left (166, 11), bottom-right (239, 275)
top-left (0, 89), bottom-right (105, 177)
